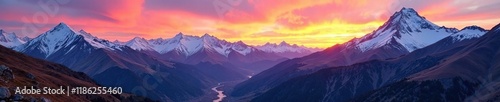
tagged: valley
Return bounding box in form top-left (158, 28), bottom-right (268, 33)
top-left (212, 83), bottom-right (225, 102)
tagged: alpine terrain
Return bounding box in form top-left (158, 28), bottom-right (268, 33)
top-left (231, 7), bottom-right (490, 101)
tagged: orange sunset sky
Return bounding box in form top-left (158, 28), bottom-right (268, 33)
top-left (1, 0), bottom-right (500, 48)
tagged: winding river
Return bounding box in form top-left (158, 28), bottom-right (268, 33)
top-left (212, 83), bottom-right (226, 102)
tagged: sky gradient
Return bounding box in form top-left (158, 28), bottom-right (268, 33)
top-left (1, 0), bottom-right (500, 48)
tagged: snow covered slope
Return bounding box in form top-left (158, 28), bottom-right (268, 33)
top-left (125, 37), bottom-right (153, 51)
top-left (353, 7), bottom-right (458, 52)
top-left (410, 24), bottom-right (500, 82)
top-left (0, 29), bottom-right (27, 48)
top-left (255, 41), bottom-right (321, 58)
top-left (124, 33), bottom-right (288, 74)
top-left (15, 22), bottom-right (123, 57)
top-left (293, 8), bottom-right (460, 70)
top-left (125, 34), bottom-right (319, 59)
top-left (125, 33), bottom-right (258, 57)
top-left (355, 23), bottom-right (500, 102)
top-left (451, 25), bottom-right (488, 42)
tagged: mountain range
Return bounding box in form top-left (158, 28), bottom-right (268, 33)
top-left (8, 23), bottom-right (218, 101)
top-left (255, 41), bottom-right (322, 58)
top-left (123, 33), bottom-right (319, 59)
top-left (1, 21), bottom-right (319, 101)
top-left (230, 7), bottom-right (493, 101)
top-left (125, 33), bottom-right (275, 74)
top-left (250, 23), bottom-right (500, 102)
top-left (356, 24), bottom-right (500, 101)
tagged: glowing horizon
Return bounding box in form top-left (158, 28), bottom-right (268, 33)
top-left (1, 0), bottom-right (500, 48)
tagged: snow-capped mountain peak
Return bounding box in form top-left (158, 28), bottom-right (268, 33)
top-left (54, 22), bottom-right (70, 29)
top-left (231, 40), bottom-right (253, 55)
top-left (124, 33), bottom-right (257, 57)
top-left (20, 36), bottom-right (32, 42)
top-left (451, 25), bottom-right (488, 41)
top-left (201, 33), bottom-right (221, 44)
top-left (255, 41), bottom-right (320, 56)
top-left (354, 7), bottom-right (458, 52)
top-left (49, 22), bottom-right (76, 34)
top-left (389, 7), bottom-right (440, 31)
top-left (173, 32), bottom-right (186, 38)
top-left (126, 37), bottom-right (152, 51)
top-left (0, 30), bottom-right (26, 48)
top-left (18, 22), bottom-right (81, 55)
top-left (278, 41), bottom-right (291, 46)
top-left (461, 25), bottom-right (486, 31)
top-left (16, 22), bottom-right (122, 57)
top-left (78, 29), bottom-right (96, 38)
top-left (201, 33), bottom-right (212, 38)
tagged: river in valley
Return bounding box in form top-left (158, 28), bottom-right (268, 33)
top-left (212, 83), bottom-right (226, 102)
